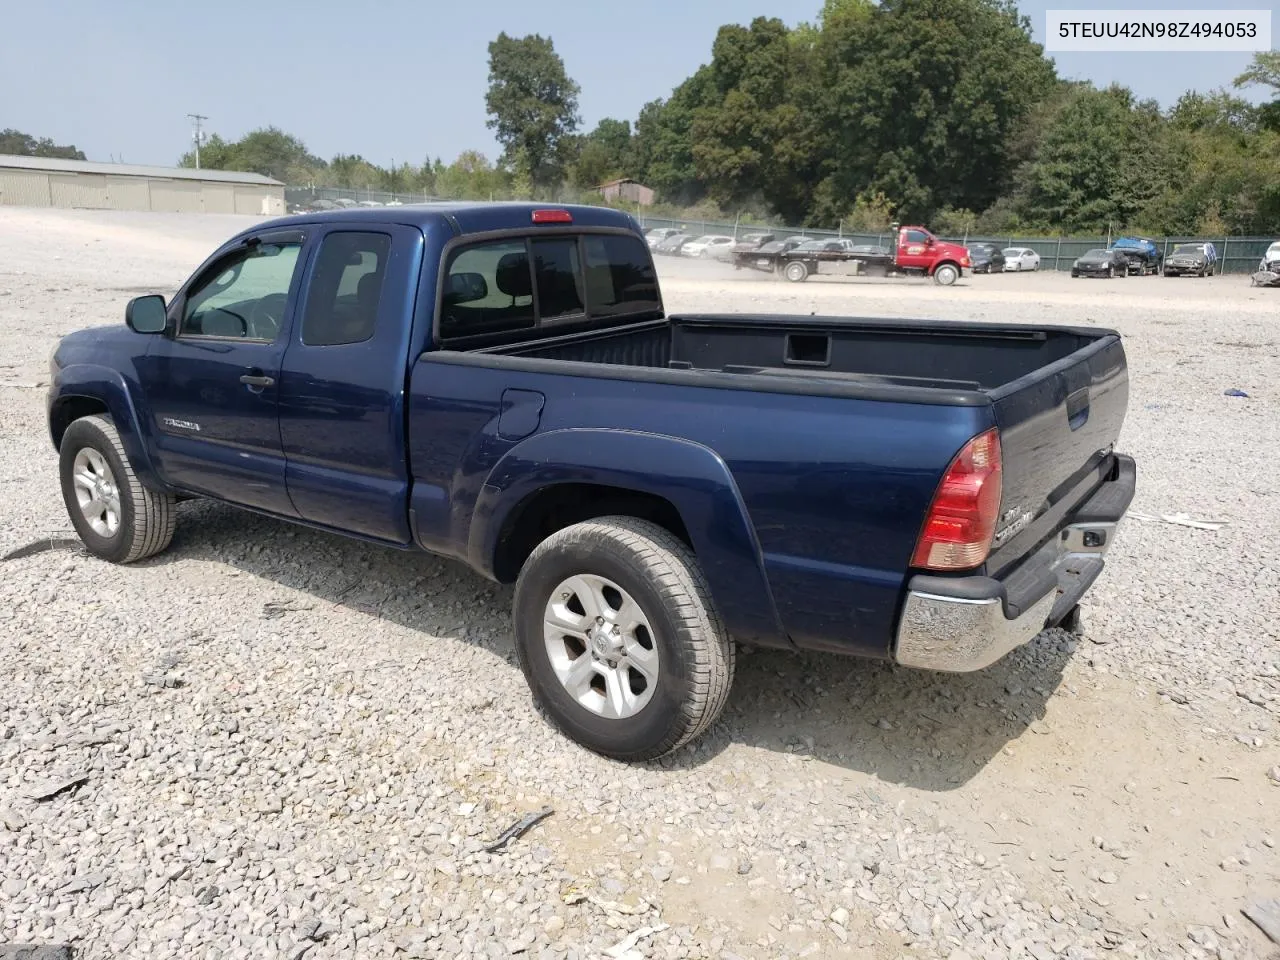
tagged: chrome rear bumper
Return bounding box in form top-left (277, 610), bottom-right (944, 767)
top-left (893, 456), bottom-right (1135, 672)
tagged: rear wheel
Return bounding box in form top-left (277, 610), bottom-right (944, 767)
top-left (513, 517), bottom-right (734, 761)
top-left (784, 261), bottom-right (809, 283)
top-left (59, 414), bottom-right (176, 564)
top-left (933, 263), bottom-right (959, 286)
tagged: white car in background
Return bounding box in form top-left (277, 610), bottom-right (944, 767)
top-left (1002, 247), bottom-right (1041, 272)
top-left (681, 235), bottom-right (736, 258)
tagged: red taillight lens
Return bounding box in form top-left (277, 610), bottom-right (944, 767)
top-left (911, 428), bottom-right (1002, 571)
top-left (532, 209), bottom-right (573, 223)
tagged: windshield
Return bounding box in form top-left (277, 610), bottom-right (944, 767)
top-left (1084, 249), bottom-right (1108, 257)
top-left (1172, 244), bottom-right (1203, 255)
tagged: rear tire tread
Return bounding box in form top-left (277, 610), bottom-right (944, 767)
top-left (516, 516), bottom-right (734, 760)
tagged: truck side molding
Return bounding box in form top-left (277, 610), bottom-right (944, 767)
top-left (470, 428), bottom-right (791, 650)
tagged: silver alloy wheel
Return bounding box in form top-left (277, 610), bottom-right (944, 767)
top-left (543, 574), bottom-right (660, 719)
top-left (71, 447), bottom-right (121, 538)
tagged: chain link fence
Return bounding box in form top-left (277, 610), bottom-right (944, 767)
top-left (287, 187), bottom-right (1276, 276)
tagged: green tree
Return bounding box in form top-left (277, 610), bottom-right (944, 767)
top-left (0, 128), bottom-right (87, 160)
top-left (485, 32), bottom-right (581, 190)
top-left (569, 118), bottom-right (633, 188)
top-left (687, 17), bottom-right (827, 222)
top-left (326, 154), bottom-right (383, 189)
top-left (1234, 50), bottom-right (1280, 93)
top-left (814, 0), bottom-right (1057, 223)
top-left (1234, 50), bottom-right (1280, 132)
top-left (179, 126), bottom-right (325, 183)
top-left (1169, 90), bottom-right (1259, 132)
top-left (1007, 85), bottom-right (1178, 232)
top-left (630, 68), bottom-right (716, 206)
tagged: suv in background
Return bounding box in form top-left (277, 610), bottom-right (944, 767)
top-left (1112, 236), bottom-right (1163, 275)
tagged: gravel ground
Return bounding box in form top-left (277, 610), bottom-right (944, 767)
top-left (1, 208), bottom-right (1278, 960)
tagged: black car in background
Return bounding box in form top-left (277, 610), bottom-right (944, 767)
top-left (966, 243), bottom-right (1006, 274)
top-left (654, 233), bottom-right (692, 256)
top-left (1071, 248), bottom-right (1129, 278)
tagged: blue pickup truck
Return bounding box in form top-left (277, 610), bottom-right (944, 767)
top-left (47, 202), bottom-right (1136, 760)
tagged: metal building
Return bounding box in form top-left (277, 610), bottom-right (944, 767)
top-left (0, 154), bottom-right (285, 215)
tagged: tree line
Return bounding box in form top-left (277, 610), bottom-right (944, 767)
top-left (10, 0), bottom-right (1279, 234)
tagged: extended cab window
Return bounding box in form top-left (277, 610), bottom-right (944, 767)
top-left (439, 233), bottom-right (660, 343)
top-left (301, 232), bottom-right (392, 346)
top-left (440, 240), bottom-right (535, 340)
top-left (182, 240), bottom-right (301, 340)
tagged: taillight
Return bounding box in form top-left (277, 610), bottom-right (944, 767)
top-left (911, 428), bottom-right (1002, 571)
top-left (532, 209), bottom-right (573, 224)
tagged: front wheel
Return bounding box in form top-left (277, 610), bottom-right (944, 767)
top-left (59, 414), bottom-right (176, 564)
top-left (513, 517), bottom-right (735, 761)
top-left (784, 261), bottom-right (809, 282)
top-left (933, 263), bottom-right (959, 286)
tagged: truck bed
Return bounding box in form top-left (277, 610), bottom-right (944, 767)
top-left (484, 313), bottom-right (1106, 395)
top-left (473, 312), bottom-right (1130, 584)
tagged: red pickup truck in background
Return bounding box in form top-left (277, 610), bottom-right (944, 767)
top-left (772, 224), bottom-right (972, 285)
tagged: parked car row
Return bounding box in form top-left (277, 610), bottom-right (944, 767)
top-left (290, 197), bottom-right (405, 215)
top-left (1070, 241), bottom-right (1220, 279)
top-left (647, 227), bottom-right (1253, 285)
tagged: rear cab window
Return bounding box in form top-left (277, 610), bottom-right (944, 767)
top-left (439, 232), bottom-right (660, 346)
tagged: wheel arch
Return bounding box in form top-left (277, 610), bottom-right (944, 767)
top-left (472, 428), bottom-right (790, 649)
top-left (48, 364), bottom-right (164, 490)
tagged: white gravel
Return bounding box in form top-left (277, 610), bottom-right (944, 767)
top-left (1, 208), bottom-right (1278, 960)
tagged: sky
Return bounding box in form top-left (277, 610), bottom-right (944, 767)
top-left (1, 0), bottom-right (1276, 169)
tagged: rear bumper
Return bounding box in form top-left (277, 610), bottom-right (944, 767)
top-left (893, 454), bottom-right (1136, 672)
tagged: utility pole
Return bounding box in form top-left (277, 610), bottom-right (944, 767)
top-left (187, 113), bottom-right (208, 168)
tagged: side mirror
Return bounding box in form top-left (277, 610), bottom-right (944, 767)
top-left (126, 295), bottom-right (168, 334)
top-left (926, 235), bottom-right (935, 246)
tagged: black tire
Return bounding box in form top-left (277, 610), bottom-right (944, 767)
top-left (933, 263), bottom-right (959, 286)
top-left (59, 414), bottom-right (176, 564)
top-left (513, 516), bottom-right (735, 761)
top-left (784, 261), bottom-right (809, 283)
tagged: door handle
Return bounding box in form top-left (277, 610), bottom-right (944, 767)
top-left (240, 373), bottom-right (275, 389)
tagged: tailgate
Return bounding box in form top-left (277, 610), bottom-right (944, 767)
top-left (984, 333), bottom-right (1129, 578)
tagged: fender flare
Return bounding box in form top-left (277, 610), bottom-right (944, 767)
top-left (470, 428), bottom-right (789, 649)
top-left (48, 363), bottom-right (164, 490)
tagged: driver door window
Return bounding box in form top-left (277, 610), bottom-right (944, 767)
top-left (181, 240), bottom-right (302, 341)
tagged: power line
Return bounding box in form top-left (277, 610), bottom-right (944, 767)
top-left (186, 113), bottom-right (208, 168)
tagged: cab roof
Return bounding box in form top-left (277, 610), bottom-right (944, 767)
top-left (259, 201), bottom-right (643, 238)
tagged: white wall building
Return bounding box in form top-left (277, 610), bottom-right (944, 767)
top-left (0, 154), bottom-right (285, 215)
